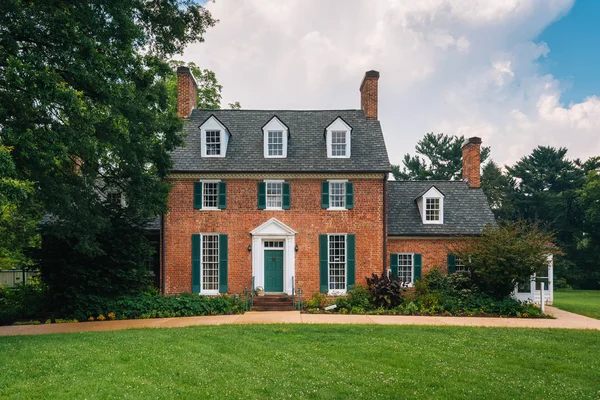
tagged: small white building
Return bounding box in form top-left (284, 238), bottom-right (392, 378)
top-left (514, 255), bottom-right (554, 305)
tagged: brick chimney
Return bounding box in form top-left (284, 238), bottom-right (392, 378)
top-left (177, 66), bottom-right (197, 119)
top-left (462, 137), bottom-right (482, 188)
top-left (360, 70), bottom-right (380, 120)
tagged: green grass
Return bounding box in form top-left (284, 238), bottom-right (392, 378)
top-left (554, 290), bottom-right (600, 319)
top-left (0, 325), bottom-right (599, 399)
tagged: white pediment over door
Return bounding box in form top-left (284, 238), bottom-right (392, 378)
top-left (251, 218), bottom-right (297, 236)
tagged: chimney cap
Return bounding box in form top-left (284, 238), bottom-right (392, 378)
top-left (462, 136), bottom-right (482, 148)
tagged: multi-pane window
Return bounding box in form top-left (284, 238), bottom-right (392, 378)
top-left (107, 192), bottom-right (122, 206)
top-left (264, 241), bottom-right (284, 248)
top-left (266, 182), bottom-right (283, 209)
top-left (398, 254), bottom-right (413, 283)
top-left (331, 131), bottom-right (347, 156)
top-left (205, 130), bottom-right (221, 155)
top-left (328, 235), bottom-right (346, 291)
top-left (267, 131), bottom-right (283, 157)
top-left (203, 182), bottom-right (218, 209)
top-left (202, 234), bottom-right (219, 292)
top-left (455, 256), bottom-right (469, 272)
top-left (329, 182), bottom-right (346, 208)
top-left (425, 198), bottom-right (440, 221)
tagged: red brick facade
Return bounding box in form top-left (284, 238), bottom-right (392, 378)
top-left (386, 237), bottom-right (467, 276)
top-left (176, 66), bottom-right (197, 119)
top-left (163, 175), bottom-right (386, 295)
top-left (360, 70), bottom-right (380, 120)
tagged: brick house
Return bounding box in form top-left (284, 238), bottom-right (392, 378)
top-left (159, 67), bottom-right (495, 297)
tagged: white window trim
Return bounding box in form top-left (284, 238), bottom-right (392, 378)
top-left (327, 233), bottom-right (347, 296)
top-left (264, 179), bottom-right (285, 211)
top-left (422, 195), bottom-right (443, 224)
top-left (199, 233), bottom-right (220, 295)
top-left (325, 117), bottom-right (352, 159)
top-left (328, 179), bottom-right (348, 210)
top-left (263, 116), bottom-right (288, 158)
top-left (200, 116), bottom-right (229, 158)
top-left (396, 253), bottom-right (415, 287)
top-left (200, 179), bottom-right (221, 211)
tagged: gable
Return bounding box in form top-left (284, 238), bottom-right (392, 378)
top-left (251, 218), bottom-right (297, 236)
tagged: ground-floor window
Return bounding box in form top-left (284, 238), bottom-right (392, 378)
top-left (397, 253), bottom-right (414, 284)
top-left (202, 234), bottom-right (219, 293)
top-left (328, 234), bottom-right (346, 292)
top-left (455, 256), bottom-right (469, 272)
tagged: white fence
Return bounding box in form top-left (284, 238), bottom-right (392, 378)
top-left (0, 270), bottom-right (38, 288)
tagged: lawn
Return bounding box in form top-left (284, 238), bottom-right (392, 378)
top-left (554, 290), bottom-right (600, 319)
top-left (0, 325), bottom-right (598, 399)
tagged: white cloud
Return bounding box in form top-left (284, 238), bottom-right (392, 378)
top-left (181, 0), bottom-right (599, 165)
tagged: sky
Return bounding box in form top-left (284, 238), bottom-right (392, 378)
top-left (182, 0), bottom-right (600, 167)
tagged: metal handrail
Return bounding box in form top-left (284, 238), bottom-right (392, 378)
top-left (251, 276), bottom-right (255, 308)
top-left (292, 276), bottom-right (295, 307)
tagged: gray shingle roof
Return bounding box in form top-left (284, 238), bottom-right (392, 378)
top-left (172, 109), bottom-right (390, 172)
top-left (388, 181), bottom-right (496, 236)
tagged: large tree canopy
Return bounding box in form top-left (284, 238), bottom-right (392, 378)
top-left (0, 1), bottom-right (215, 300)
top-left (392, 133), bottom-right (490, 181)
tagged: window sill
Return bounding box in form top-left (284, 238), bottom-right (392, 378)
top-left (328, 290), bottom-right (347, 296)
top-left (200, 290), bottom-right (219, 296)
top-left (199, 208), bottom-right (221, 211)
top-left (328, 207), bottom-right (348, 211)
top-left (265, 208), bottom-right (285, 211)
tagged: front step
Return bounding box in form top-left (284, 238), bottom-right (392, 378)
top-left (252, 294), bottom-right (295, 311)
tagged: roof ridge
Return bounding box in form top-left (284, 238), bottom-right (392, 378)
top-left (389, 180), bottom-right (467, 183)
top-left (193, 109), bottom-right (364, 112)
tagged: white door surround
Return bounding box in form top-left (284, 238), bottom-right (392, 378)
top-left (250, 218), bottom-right (297, 294)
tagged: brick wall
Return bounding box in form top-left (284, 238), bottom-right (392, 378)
top-left (360, 70), bottom-right (379, 120)
top-left (386, 237), bottom-right (468, 276)
top-left (461, 137), bottom-right (482, 188)
top-left (164, 176), bottom-right (385, 296)
top-left (177, 66), bottom-right (197, 119)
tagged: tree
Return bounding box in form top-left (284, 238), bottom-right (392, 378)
top-left (480, 161), bottom-right (516, 220)
top-left (166, 61), bottom-right (241, 110)
top-left (0, 1), bottom-right (215, 301)
top-left (577, 168), bottom-right (600, 288)
top-left (455, 221), bottom-right (557, 299)
top-left (392, 133), bottom-right (490, 181)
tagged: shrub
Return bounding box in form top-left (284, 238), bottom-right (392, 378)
top-left (0, 280), bottom-right (48, 325)
top-left (365, 273), bottom-right (406, 308)
top-left (305, 292), bottom-right (331, 309)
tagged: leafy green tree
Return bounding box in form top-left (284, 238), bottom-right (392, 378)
top-left (455, 221), bottom-right (557, 299)
top-left (577, 169), bottom-right (600, 288)
top-left (480, 161), bottom-right (516, 220)
top-left (0, 1), bottom-right (215, 301)
top-left (392, 133), bottom-right (490, 181)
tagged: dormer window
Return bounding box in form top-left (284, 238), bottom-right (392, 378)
top-left (263, 116), bottom-right (289, 158)
top-left (415, 186), bottom-right (444, 225)
top-left (325, 117), bottom-right (352, 158)
top-left (267, 131), bottom-right (283, 156)
top-left (199, 115), bottom-right (230, 157)
top-left (206, 130), bottom-right (221, 156)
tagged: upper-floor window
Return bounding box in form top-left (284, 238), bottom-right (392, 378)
top-left (326, 117), bottom-right (352, 158)
top-left (329, 182), bottom-right (346, 209)
top-left (266, 181), bottom-right (283, 209)
top-left (263, 116), bottom-right (289, 158)
top-left (322, 180), bottom-right (354, 210)
top-left (106, 192), bottom-right (122, 206)
top-left (199, 115), bottom-right (230, 157)
top-left (193, 180), bottom-right (226, 210)
top-left (417, 186), bottom-right (444, 224)
top-left (202, 181), bottom-right (219, 209)
top-left (205, 130), bottom-right (221, 156)
top-left (331, 131), bottom-right (348, 157)
top-left (267, 131), bottom-right (284, 157)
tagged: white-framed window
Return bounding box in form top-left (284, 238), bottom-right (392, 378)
top-left (328, 234), bottom-right (347, 294)
top-left (263, 116), bottom-right (288, 158)
top-left (397, 253), bottom-right (414, 284)
top-left (200, 115), bottom-right (229, 157)
top-left (425, 198), bottom-right (440, 221)
top-left (331, 131), bottom-right (348, 157)
top-left (106, 192), bottom-right (122, 206)
top-left (455, 256), bottom-right (469, 272)
top-left (202, 181), bottom-right (219, 210)
top-left (329, 181), bottom-right (346, 209)
top-left (267, 131), bottom-right (284, 157)
top-left (326, 117), bottom-right (352, 158)
top-left (266, 181), bottom-right (283, 209)
top-left (205, 130), bottom-right (221, 156)
top-left (201, 234), bottom-right (219, 294)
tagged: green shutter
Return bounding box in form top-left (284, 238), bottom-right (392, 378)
top-left (193, 182), bottom-right (203, 209)
top-left (414, 254), bottom-right (422, 281)
top-left (390, 254), bottom-right (399, 280)
top-left (346, 234), bottom-right (356, 290)
top-left (258, 182), bottom-right (266, 210)
top-left (447, 254), bottom-right (456, 274)
top-left (346, 182), bottom-right (354, 210)
top-left (321, 181), bottom-right (329, 209)
top-left (219, 234), bottom-right (228, 293)
top-left (191, 234), bottom-right (201, 293)
top-left (319, 234), bottom-right (328, 293)
top-left (282, 182), bottom-right (290, 210)
top-left (218, 182), bottom-right (226, 209)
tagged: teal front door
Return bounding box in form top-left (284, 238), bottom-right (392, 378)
top-left (264, 250), bottom-right (284, 292)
